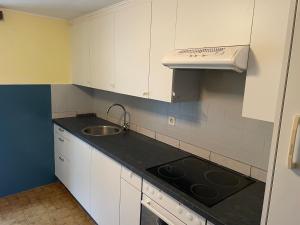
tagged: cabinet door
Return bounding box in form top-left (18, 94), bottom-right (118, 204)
top-left (114, 0), bottom-right (151, 98)
top-left (149, 0), bottom-right (177, 102)
top-left (242, 0), bottom-right (295, 122)
top-left (265, 2), bottom-right (300, 225)
top-left (90, 12), bottom-right (115, 91)
top-left (54, 132), bottom-right (70, 188)
top-left (68, 135), bottom-right (91, 213)
top-left (71, 19), bottom-right (92, 87)
top-left (120, 179), bottom-right (141, 225)
top-left (54, 151), bottom-right (70, 189)
top-left (90, 148), bottom-right (121, 225)
top-left (175, 0), bottom-right (254, 48)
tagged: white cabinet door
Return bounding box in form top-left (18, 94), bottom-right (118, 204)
top-left (54, 151), bottom-right (70, 189)
top-left (68, 135), bottom-right (92, 213)
top-left (90, 148), bottom-right (121, 225)
top-left (175, 0), bottom-right (254, 48)
top-left (54, 132), bottom-right (71, 188)
top-left (114, 0), bottom-right (151, 98)
top-left (120, 179), bottom-right (141, 225)
top-left (265, 2), bottom-right (300, 225)
top-left (148, 0), bottom-right (177, 102)
top-left (71, 18), bottom-right (92, 87)
top-left (90, 12), bottom-right (115, 91)
top-left (242, 0), bottom-right (295, 122)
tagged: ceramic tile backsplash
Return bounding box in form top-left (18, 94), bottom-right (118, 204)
top-left (51, 85), bottom-right (94, 116)
top-left (136, 126), bottom-right (156, 139)
top-left (51, 71), bottom-right (274, 171)
top-left (156, 133), bottom-right (180, 148)
top-left (179, 141), bottom-right (210, 160)
top-left (92, 71), bottom-right (274, 170)
top-left (52, 111), bottom-right (77, 119)
top-left (210, 152), bottom-right (251, 176)
top-left (251, 167), bottom-right (268, 182)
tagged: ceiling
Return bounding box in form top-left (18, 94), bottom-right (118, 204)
top-left (0, 0), bottom-right (124, 19)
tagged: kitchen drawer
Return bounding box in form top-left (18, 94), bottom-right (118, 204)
top-left (54, 124), bottom-right (71, 140)
top-left (54, 132), bottom-right (70, 160)
top-left (121, 166), bottom-right (142, 191)
top-left (54, 151), bottom-right (70, 188)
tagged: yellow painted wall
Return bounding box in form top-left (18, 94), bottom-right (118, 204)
top-left (0, 9), bottom-right (71, 84)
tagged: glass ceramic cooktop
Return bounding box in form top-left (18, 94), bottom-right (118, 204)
top-left (147, 156), bottom-right (255, 207)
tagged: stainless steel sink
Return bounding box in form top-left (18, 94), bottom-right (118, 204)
top-left (81, 125), bottom-right (122, 136)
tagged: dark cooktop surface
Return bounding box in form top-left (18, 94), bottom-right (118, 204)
top-left (147, 156), bottom-right (255, 207)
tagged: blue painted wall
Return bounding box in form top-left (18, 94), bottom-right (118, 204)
top-left (0, 85), bottom-right (55, 197)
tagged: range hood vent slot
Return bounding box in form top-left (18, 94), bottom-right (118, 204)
top-left (162, 45), bottom-right (249, 73)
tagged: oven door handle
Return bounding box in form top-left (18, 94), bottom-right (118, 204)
top-left (141, 198), bottom-right (185, 225)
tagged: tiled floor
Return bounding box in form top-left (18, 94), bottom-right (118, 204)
top-left (0, 182), bottom-right (96, 225)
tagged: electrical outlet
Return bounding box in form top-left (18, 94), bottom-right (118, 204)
top-left (168, 116), bottom-right (176, 126)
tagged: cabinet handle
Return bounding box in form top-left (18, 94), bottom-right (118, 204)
top-left (59, 156), bottom-right (64, 162)
top-left (58, 138), bottom-right (64, 142)
top-left (288, 115), bottom-right (300, 169)
top-left (58, 128), bottom-right (64, 132)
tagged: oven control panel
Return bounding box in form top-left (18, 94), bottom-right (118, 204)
top-left (143, 180), bottom-right (207, 225)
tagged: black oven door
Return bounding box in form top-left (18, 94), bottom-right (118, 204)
top-left (141, 205), bottom-right (169, 225)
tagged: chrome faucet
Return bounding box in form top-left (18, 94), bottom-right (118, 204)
top-left (106, 103), bottom-right (129, 130)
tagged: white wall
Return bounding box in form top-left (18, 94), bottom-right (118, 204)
top-left (92, 70), bottom-right (273, 170)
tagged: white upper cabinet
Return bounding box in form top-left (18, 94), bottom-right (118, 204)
top-left (175, 0), bottom-right (254, 48)
top-left (114, 0), bottom-right (151, 98)
top-left (242, 0), bottom-right (295, 122)
top-left (71, 18), bottom-right (92, 87)
top-left (90, 11), bottom-right (115, 91)
top-left (148, 0), bottom-right (177, 102)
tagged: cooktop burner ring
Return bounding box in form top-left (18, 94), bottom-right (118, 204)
top-left (204, 170), bottom-right (241, 188)
top-left (190, 184), bottom-right (219, 199)
top-left (157, 164), bottom-right (186, 180)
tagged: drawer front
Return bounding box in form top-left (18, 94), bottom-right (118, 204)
top-left (54, 152), bottom-right (70, 188)
top-left (54, 124), bottom-right (71, 140)
top-left (54, 132), bottom-right (70, 160)
top-left (121, 166), bottom-right (142, 191)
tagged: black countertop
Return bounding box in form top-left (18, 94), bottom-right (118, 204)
top-left (53, 116), bottom-right (265, 225)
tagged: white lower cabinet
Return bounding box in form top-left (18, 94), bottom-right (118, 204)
top-left (54, 130), bottom-right (91, 212)
top-left (67, 136), bottom-right (91, 212)
top-left (120, 167), bottom-right (142, 225)
top-left (54, 151), bottom-right (70, 189)
top-left (90, 147), bottom-right (122, 225)
top-left (120, 179), bottom-right (141, 225)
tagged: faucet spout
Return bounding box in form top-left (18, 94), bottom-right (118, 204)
top-left (106, 103), bottom-right (129, 130)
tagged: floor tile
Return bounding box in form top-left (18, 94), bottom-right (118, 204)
top-left (0, 182), bottom-right (96, 225)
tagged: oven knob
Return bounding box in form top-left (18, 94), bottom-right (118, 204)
top-left (186, 212), bottom-right (193, 221)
